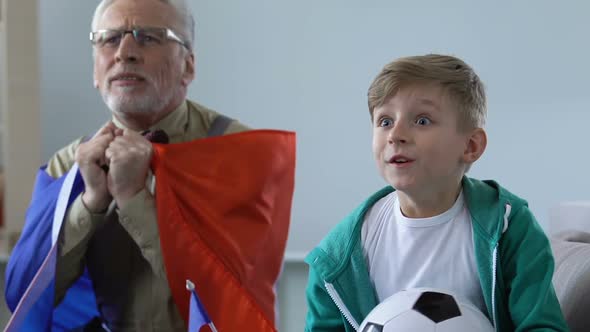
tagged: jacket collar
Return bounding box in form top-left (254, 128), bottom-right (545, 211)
top-left (307, 177), bottom-right (525, 279)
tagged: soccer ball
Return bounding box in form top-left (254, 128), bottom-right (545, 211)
top-left (359, 288), bottom-right (494, 332)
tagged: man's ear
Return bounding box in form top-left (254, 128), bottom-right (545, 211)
top-left (181, 52), bottom-right (195, 87)
top-left (93, 68), bottom-right (99, 89)
top-left (462, 128), bottom-right (487, 164)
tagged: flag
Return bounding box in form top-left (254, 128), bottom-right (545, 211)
top-left (4, 165), bottom-right (99, 331)
top-left (186, 280), bottom-right (215, 332)
top-left (152, 130), bottom-right (295, 331)
top-left (4, 130), bottom-right (296, 331)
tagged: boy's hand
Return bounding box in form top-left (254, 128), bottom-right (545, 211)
top-left (76, 122), bottom-right (117, 213)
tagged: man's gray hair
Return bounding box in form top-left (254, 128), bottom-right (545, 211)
top-left (91, 0), bottom-right (195, 50)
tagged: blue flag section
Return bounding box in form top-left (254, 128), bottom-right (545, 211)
top-left (4, 167), bottom-right (99, 331)
top-left (187, 280), bottom-right (214, 332)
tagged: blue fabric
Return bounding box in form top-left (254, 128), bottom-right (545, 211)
top-left (4, 167), bottom-right (99, 331)
top-left (188, 289), bottom-right (212, 331)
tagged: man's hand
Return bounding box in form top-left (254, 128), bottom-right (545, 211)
top-left (105, 129), bottom-right (153, 208)
top-left (76, 122), bottom-right (117, 213)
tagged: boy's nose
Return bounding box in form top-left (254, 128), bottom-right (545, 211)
top-left (388, 122), bottom-right (409, 144)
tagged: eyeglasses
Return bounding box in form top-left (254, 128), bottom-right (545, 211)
top-left (90, 27), bottom-right (190, 50)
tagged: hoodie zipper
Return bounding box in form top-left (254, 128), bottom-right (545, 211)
top-left (324, 281), bottom-right (360, 331)
top-left (491, 203), bottom-right (512, 332)
top-left (491, 245), bottom-right (499, 330)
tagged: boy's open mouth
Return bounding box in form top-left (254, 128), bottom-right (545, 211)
top-left (388, 155), bottom-right (415, 164)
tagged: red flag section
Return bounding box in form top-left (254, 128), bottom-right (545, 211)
top-left (152, 130), bottom-right (296, 332)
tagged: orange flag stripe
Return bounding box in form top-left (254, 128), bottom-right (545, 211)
top-left (152, 130), bottom-right (296, 331)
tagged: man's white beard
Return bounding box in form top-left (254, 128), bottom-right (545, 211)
top-left (102, 89), bottom-right (172, 116)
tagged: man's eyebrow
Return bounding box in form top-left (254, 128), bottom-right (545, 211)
top-left (96, 25), bottom-right (143, 31)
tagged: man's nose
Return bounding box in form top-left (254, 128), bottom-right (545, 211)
top-left (115, 33), bottom-right (142, 64)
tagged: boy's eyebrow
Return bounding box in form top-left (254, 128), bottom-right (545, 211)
top-left (416, 98), bottom-right (441, 111)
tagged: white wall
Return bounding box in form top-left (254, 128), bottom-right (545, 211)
top-left (42, 0), bottom-right (590, 252)
top-left (38, 1), bottom-right (590, 331)
top-left (186, 0), bottom-right (590, 254)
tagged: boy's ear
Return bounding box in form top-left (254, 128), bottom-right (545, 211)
top-left (463, 128), bottom-right (487, 164)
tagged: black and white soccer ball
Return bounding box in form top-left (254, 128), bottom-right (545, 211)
top-left (359, 288), bottom-right (494, 332)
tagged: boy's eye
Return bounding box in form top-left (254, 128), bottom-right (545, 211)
top-left (379, 118), bottom-right (393, 127)
top-left (416, 117), bottom-right (431, 126)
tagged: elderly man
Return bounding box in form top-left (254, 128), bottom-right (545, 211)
top-left (5, 0), bottom-right (281, 331)
top-left (57, 0), bottom-right (251, 329)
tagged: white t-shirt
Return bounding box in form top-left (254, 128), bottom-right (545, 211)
top-left (361, 191), bottom-right (487, 316)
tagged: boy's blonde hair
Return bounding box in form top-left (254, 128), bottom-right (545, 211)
top-left (368, 54), bottom-right (486, 131)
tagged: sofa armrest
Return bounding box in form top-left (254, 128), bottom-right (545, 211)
top-left (553, 230), bottom-right (590, 244)
top-left (550, 231), bottom-right (590, 331)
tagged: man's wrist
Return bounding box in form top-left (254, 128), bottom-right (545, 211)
top-left (113, 186), bottom-right (146, 209)
top-left (81, 191), bottom-right (110, 213)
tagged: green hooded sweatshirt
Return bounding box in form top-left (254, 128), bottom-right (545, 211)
top-left (304, 177), bottom-right (569, 331)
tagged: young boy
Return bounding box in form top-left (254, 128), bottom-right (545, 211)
top-left (304, 54), bottom-right (568, 331)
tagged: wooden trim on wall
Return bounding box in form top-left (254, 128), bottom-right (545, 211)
top-left (0, 0), bottom-right (41, 254)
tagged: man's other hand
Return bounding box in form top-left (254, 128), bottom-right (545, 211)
top-left (105, 129), bottom-right (153, 208)
top-left (76, 122), bottom-right (117, 213)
